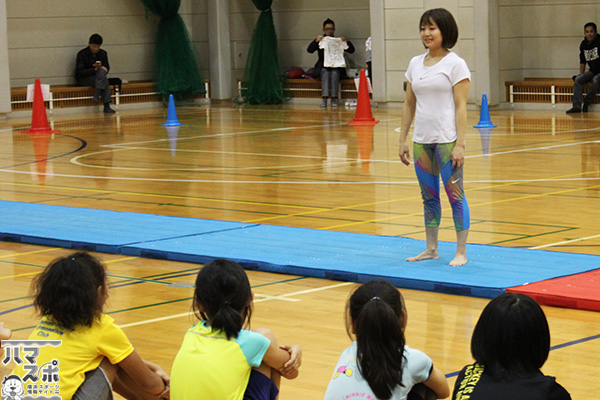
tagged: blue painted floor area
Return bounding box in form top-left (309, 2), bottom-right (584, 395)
top-left (2, 201), bottom-right (599, 298)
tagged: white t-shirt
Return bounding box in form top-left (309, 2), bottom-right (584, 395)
top-left (405, 51), bottom-right (470, 144)
top-left (324, 342), bottom-right (433, 400)
top-left (319, 37), bottom-right (349, 68)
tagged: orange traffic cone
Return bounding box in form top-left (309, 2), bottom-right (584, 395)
top-left (27, 132), bottom-right (52, 185)
top-left (349, 69), bottom-right (378, 125)
top-left (22, 78), bottom-right (59, 134)
top-left (353, 124), bottom-right (374, 174)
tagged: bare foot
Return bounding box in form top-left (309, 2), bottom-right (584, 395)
top-left (406, 249), bottom-right (439, 262)
top-left (449, 254), bottom-right (468, 267)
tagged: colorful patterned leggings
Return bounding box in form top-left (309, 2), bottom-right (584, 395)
top-left (413, 142), bottom-right (470, 230)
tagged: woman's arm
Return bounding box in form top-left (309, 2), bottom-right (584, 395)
top-left (423, 366), bottom-right (450, 399)
top-left (399, 82), bottom-right (416, 166)
top-left (451, 78), bottom-right (470, 169)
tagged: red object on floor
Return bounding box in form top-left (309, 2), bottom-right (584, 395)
top-left (507, 269), bottom-right (600, 311)
top-left (22, 78), bottom-right (59, 134)
top-left (349, 69), bottom-right (378, 125)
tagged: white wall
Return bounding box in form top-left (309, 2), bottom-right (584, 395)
top-left (6, 0), bottom-right (209, 87)
top-left (5, 0), bottom-right (600, 104)
top-left (498, 0), bottom-right (600, 102)
top-left (381, 0), bottom-right (476, 103)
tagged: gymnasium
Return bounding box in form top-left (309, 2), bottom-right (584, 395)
top-left (0, 1), bottom-right (599, 399)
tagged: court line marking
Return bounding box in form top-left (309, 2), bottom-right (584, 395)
top-left (530, 234), bottom-right (600, 250)
top-left (0, 272), bottom-right (39, 280)
top-left (0, 181), bottom-right (328, 210)
top-left (322, 182), bottom-right (600, 230)
top-left (2, 170), bottom-right (599, 185)
top-left (71, 139), bottom-right (600, 171)
top-left (394, 126), bottom-right (600, 136)
top-left (0, 248), bottom-right (61, 259)
top-left (100, 122), bottom-right (361, 147)
top-left (247, 169), bottom-right (600, 226)
top-left (118, 281), bottom-right (354, 329)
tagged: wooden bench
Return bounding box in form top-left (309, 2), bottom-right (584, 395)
top-left (505, 78), bottom-right (599, 105)
top-left (10, 80), bottom-right (210, 111)
top-left (237, 79), bottom-right (359, 100)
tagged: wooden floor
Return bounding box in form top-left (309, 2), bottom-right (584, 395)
top-left (1, 103), bottom-right (599, 399)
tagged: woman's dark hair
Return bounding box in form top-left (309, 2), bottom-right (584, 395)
top-left (32, 252), bottom-right (107, 331)
top-left (585, 22), bottom-right (597, 33)
top-left (323, 18), bottom-right (335, 28)
top-left (471, 293), bottom-right (550, 378)
top-left (346, 280), bottom-right (406, 400)
top-left (193, 259), bottom-right (253, 340)
top-left (88, 33), bottom-right (103, 45)
top-left (419, 8), bottom-right (459, 49)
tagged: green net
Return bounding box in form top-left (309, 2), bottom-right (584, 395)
top-left (239, 0), bottom-right (285, 104)
top-left (140, 0), bottom-right (205, 101)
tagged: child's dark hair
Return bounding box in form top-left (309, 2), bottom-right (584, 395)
top-left (88, 33), bottom-right (103, 45)
top-left (419, 8), bottom-right (459, 49)
top-left (193, 259), bottom-right (253, 340)
top-left (585, 22), bottom-right (597, 33)
top-left (346, 280), bottom-right (406, 400)
top-left (471, 293), bottom-right (550, 378)
top-left (32, 252), bottom-right (107, 331)
top-left (323, 18), bottom-right (335, 28)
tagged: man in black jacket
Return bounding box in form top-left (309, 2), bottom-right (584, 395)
top-left (567, 22), bottom-right (600, 114)
top-left (307, 19), bottom-right (355, 108)
top-left (75, 34), bottom-right (115, 114)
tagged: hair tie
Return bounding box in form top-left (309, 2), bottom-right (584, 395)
top-left (370, 296), bottom-right (381, 301)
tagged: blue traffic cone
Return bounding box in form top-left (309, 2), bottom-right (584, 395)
top-left (162, 94), bottom-right (183, 127)
top-left (474, 93), bottom-right (496, 128)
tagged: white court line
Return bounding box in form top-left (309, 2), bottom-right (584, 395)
top-left (72, 138), bottom-right (600, 170)
top-left (529, 234), bottom-right (600, 250)
top-left (394, 126), bottom-right (600, 136)
top-left (118, 281), bottom-right (354, 329)
top-left (70, 147), bottom-right (400, 170)
top-left (1, 168), bottom-right (600, 184)
top-left (107, 122), bottom-right (351, 147)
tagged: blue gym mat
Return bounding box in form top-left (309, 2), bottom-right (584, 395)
top-left (2, 200), bottom-right (599, 298)
top-left (0, 201), bottom-right (256, 254)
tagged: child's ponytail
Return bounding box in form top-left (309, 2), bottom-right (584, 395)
top-left (347, 280), bottom-right (406, 400)
top-left (193, 259), bottom-right (253, 340)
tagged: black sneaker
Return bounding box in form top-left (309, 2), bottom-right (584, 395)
top-left (582, 104), bottom-right (589, 113)
top-left (103, 104), bottom-right (116, 114)
top-left (566, 107), bottom-right (581, 114)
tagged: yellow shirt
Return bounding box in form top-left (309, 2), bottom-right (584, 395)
top-left (12, 314), bottom-right (133, 400)
top-left (171, 321), bottom-right (270, 400)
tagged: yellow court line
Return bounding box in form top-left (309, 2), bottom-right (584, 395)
top-left (103, 257), bottom-right (139, 264)
top-left (323, 183), bottom-right (600, 230)
top-left (246, 177), bottom-right (534, 225)
top-left (0, 272), bottom-right (39, 280)
top-left (0, 181), bottom-right (324, 211)
top-left (0, 247), bottom-right (61, 259)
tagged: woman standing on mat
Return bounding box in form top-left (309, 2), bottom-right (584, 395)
top-left (452, 293), bottom-right (571, 399)
top-left (398, 8), bottom-right (470, 266)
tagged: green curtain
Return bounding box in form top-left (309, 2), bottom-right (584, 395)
top-left (140, 0), bottom-right (205, 100)
top-left (240, 0), bottom-right (285, 104)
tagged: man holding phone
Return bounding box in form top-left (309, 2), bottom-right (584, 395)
top-left (75, 33), bottom-right (115, 113)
